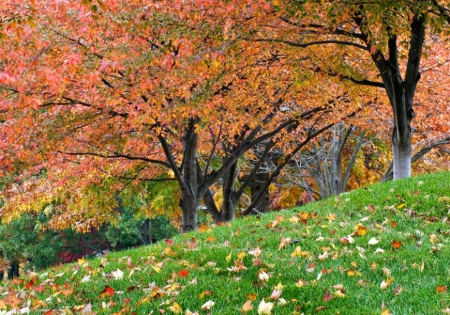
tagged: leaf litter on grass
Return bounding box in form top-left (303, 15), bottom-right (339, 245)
top-left (0, 172), bottom-right (450, 314)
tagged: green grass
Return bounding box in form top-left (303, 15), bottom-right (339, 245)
top-left (1, 171), bottom-right (450, 315)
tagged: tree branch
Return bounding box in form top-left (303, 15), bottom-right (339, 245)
top-left (57, 150), bottom-right (170, 167)
top-left (254, 38), bottom-right (369, 51)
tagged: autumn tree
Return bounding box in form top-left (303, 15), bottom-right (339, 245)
top-left (0, 1), bottom-right (359, 232)
top-left (258, 0), bottom-right (450, 179)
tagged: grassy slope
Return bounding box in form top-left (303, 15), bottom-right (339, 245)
top-left (1, 171), bottom-right (450, 315)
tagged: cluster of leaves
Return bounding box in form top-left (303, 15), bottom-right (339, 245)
top-left (0, 171), bottom-right (449, 314)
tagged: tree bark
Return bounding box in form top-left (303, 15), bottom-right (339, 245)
top-left (179, 190), bottom-right (198, 233)
top-left (392, 136), bottom-right (412, 178)
top-left (249, 171), bottom-right (270, 214)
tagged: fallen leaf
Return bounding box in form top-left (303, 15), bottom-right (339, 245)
top-left (81, 303), bottom-right (92, 314)
top-left (374, 248), bottom-right (385, 254)
top-left (270, 289), bottom-right (282, 300)
top-left (241, 300), bottom-right (253, 313)
top-left (258, 270), bottom-right (269, 281)
top-left (368, 237), bottom-right (379, 245)
top-left (437, 286), bottom-right (447, 294)
top-left (278, 237), bottom-right (291, 250)
top-left (258, 299), bottom-right (274, 315)
top-left (393, 284), bottom-right (403, 295)
top-left (380, 278), bottom-right (393, 290)
top-left (246, 293), bottom-right (257, 300)
top-left (25, 280), bottom-right (34, 290)
top-left (168, 301), bottom-right (182, 313)
top-left (178, 269), bottom-right (189, 278)
top-left (100, 285), bottom-right (115, 297)
top-left (392, 240), bottom-right (402, 249)
top-left (111, 269), bottom-right (124, 280)
top-left (355, 224), bottom-right (367, 236)
top-left (201, 300), bottom-right (215, 311)
top-left (438, 196), bottom-right (450, 203)
top-left (323, 293), bottom-right (332, 302)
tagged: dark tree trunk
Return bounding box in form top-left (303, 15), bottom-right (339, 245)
top-left (220, 160), bottom-right (238, 221)
top-left (179, 189), bottom-right (199, 233)
top-left (179, 118), bottom-right (200, 233)
top-left (8, 260), bottom-right (19, 279)
top-left (249, 171), bottom-right (270, 214)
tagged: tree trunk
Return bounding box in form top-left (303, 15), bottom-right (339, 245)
top-left (249, 172), bottom-right (270, 214)
top-left (392, 136), bottom-right (412, 179)
top-left (220, 160), bottom-right (238, 222)
top-left (353, 13), bottom-right (425, 181)
top-left (8, 260), bottom-right (19, 279)
top-left (179, 190), bottom-right (198, 233)
top-left (179, 118), bottom-right (200, 233)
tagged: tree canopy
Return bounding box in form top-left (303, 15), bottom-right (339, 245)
top-left (1, 0), bottom-right (449, 232)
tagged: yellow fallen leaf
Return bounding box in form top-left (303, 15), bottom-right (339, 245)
top-left (438, 196), bottom-right (450, 203)
top-left (278, 237), bottom-right (291, 250)
top-left (169, 301), bottom-right (182, 313)
top-left (380, 278), bottom-right (394, 290)
top-left (355, 224), bottom-right (366, 236)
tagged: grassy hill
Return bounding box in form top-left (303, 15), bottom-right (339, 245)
top-left (1, 171), bottom-right (450, 315)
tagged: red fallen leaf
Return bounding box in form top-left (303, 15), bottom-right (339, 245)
top-left (392, 240), bottom-right (402, 249)
top-left (217, 221), bottom-right (223, 226)
top-left (165, 239), bottom-right (174, 245)
top-left (436, 285), bottom-right (447, 294)
top-left (124, 298), bottom-right (131, 304)
top-left (34, 285), bottom-right (45, 293)
top-left (61, 283), bottom-right (74, 296)
top-left (391, 221), bottom-right (397, 228)
top-left (25, 280), bottom-right (34, 290)
top-left (100, 285), bottom-right (115, 297)
top-left (43, 310), bottom-right (54, 315)
top-left (323, 293), bottom-right (333, 302)
top-left (178, 269), bottom-right (189, 278)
